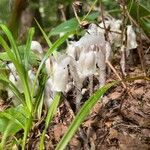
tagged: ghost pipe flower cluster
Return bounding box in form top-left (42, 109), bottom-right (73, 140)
top-left (40, 20), bottom-right (138, 110)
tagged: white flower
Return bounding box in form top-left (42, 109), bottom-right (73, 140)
top-left (99, 18), bottom-right (122, 46)
top-left (31, 41), bottom-right (43, 60)
top-left (77, 50), bottom-right (96, 78)
top-left (126, 25), bottom-right (138, 56)
top-left (109, 19), bottom-right (122, 46)
top-left (44, 78), bottom-right (55, 108)
top-left (66, 42), bottom-right (78, 59)
top-left (76, 34), bottom-right (105, 51)
top-left (28, 69), bottom-right (39, 93)
top-left (86, 23), bottom-right (99, 35)
top-left (49, 56), bottom-right (70, 92)
top-left (7, 63), bottom-right (22, 105)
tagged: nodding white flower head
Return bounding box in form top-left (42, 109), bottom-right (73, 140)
top-left (7, 63), bottom-right (16, 75)
top-left (75, 34), bottom-right (105, 53)
top-left (50, 56), bottom-right (70, 92)
top-left (98, 18), bottom-right (122, 46)
top-left (44, 78), bottom-right (54, 108)
top-left (126, 25), bottom-right (138, 51)
top-left (109, 19), bottom-right (122, 46)
top-left (86, 23), bottom-right (99, 35)
top-left (66, 42), bottom-right (77, 59)
top-left (110, 19), bottom-right (122, 31)
top-left (31, 41), bottom-right (43, 60)
top-left (77, 49), bottom-right (96, 78)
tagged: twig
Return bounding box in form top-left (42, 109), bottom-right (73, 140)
top-left (106, 60), bottom-right (127, 89)
top-left (82, 0), bottom-right (98, 22)
top-left (58, 4), bottom-right (66, 21)
top-left (100, 1), bottom-right (110, 42)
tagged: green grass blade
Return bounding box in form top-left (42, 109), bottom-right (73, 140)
top-left (0, 24), bottom-right (22, 63)
top-left (0, 121), bottom-right (16, 149)
top-left (35, 19), bottom-right (52, 47)
top-left (0, 52), bottom-right (11, 61)
top-left (0, 36), bottom-right (17, 64)
top-left (56, 82), bottom-right (117, 150)
top-left (0, 75), bottom-right (25, 104)
top-left (39, 92), bottom-right (61, 150)
top-left (24, 27), bottom-right (35, 69)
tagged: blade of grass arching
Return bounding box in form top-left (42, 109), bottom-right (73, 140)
top-left (0, 36), bottom-right (17, 64)
top-left (39, 92), bottom-right (61, 150)
top-left (56, 82), bottom-right (117, 150)
top-left (33, 82), bottom-right (45, 118)
top-left (0, 52), bottom-right (11, 61)
top-left (35, 19), bottom-right (59, 58)
top-left (24, 27), bottom-right (35, 70)
top-left (0, 121), bottom-right (17, 149)
top-left (0, 75), bottom-right (25, 105)
top-left (0, 25), bottom-right (22, 64)
top-left (1, 112), bottom-right (25, 130)
top-left (31, 31), bottom-right (75, 98)
top-left (0, 36), bottom-right (24, 79)
top-left (35, 19), bottom-right (52, 47)
top-left (82, 0), bottom-right (98, 22)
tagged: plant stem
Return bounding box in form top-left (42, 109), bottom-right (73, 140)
top-left (22, 114), bottom-right (33, 150)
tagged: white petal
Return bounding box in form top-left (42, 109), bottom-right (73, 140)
top-left (127, 25), bottom-right (138, 51)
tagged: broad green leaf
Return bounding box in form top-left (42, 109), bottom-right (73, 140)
top-left (49, 18), bottom-right (78, 37)
top-left (0, 106), bottom-right (27, 135)
top-left (0, 106), bottom-right (27, 149)
top-left (56, 82), bottom-right (117, 150)
top-left (48, 12), bottom-right (100, 37)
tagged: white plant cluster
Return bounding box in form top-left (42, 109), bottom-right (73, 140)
top-left (7, 18), bottom-right (138, 109)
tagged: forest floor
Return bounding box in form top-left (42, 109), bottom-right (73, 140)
top-left (0, 42), bottom-right (150, 150)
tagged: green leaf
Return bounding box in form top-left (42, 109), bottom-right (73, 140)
top-left (0, 24), bottom-right (22, 64)
top-left (35, 19), bottom-right (52, 47)
top-left (0, 74), bottom-right (25, 105)
top-left (0, 107), bottom-right (26, 137)
top-left (48, 12), bottom-right (100, 37)
top-left (56, 82), bottom-right (117, 150)
top-left (49, 18), bottom-right (78, 37)
top-left (127, 0), bottom-right (150, 37)
top-left (0, 106), bottom-right (27, 148)
top-left (24, 27), bottom-right (35, 70)
top-left (0, 52), bottom-right (10, 61)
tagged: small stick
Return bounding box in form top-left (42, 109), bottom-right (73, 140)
top-left (106, 60), bottom-right (127, 89)
top-left (58, 4), bottom-right (66, 21)
top-left (100, 1), bottom-right (110, 43)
